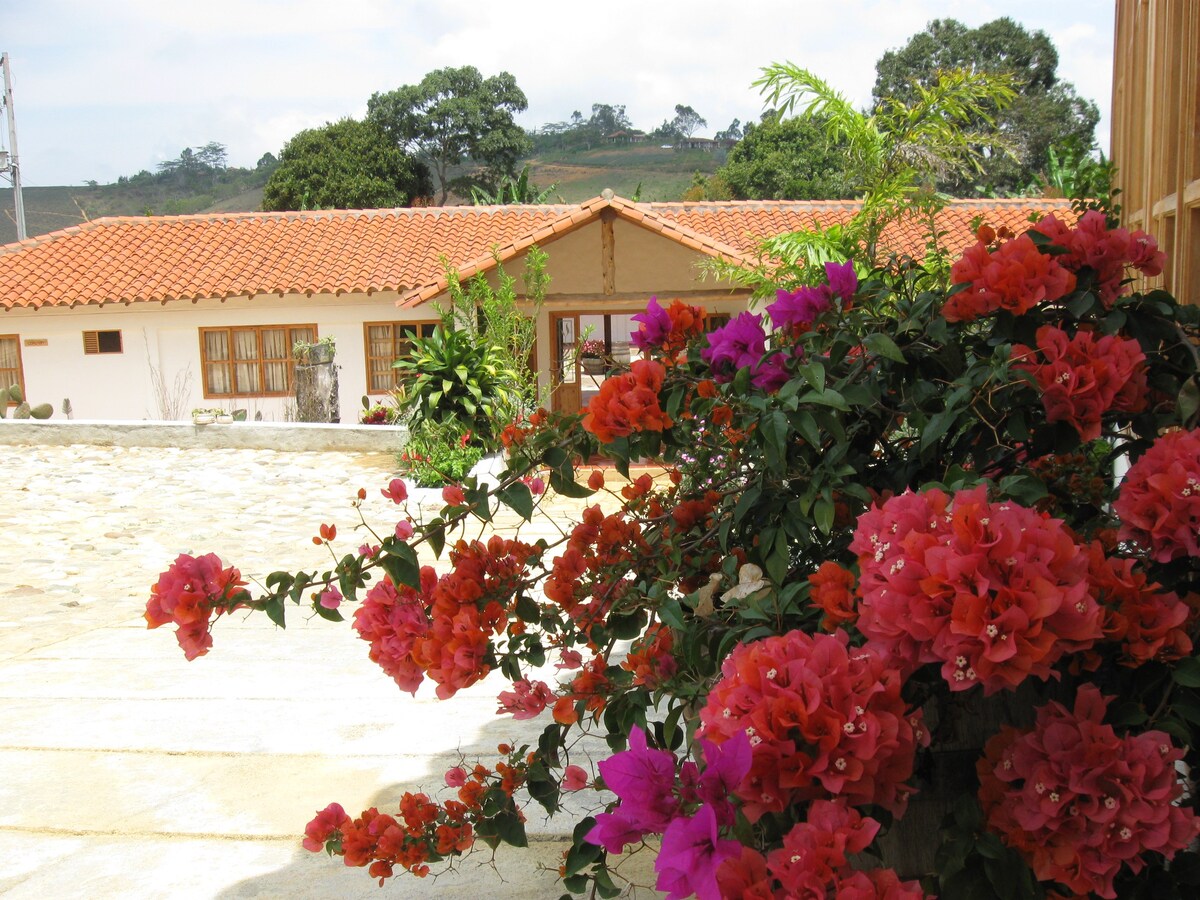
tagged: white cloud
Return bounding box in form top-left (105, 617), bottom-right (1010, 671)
top-left (2, 0), bottom-right (1115, 184)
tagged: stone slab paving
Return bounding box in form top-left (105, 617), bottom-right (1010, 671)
top-left (0, 444), bottom-right (660, 898)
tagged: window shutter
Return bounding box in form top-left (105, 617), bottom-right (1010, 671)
top-left (83, 331), bottom-right (100, 354)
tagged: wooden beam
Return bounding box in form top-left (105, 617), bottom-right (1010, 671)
top-left (600, 209), bottom-right (616, 295)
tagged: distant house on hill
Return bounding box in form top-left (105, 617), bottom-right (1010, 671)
top-left (0, 193), bottom-right (1072, 422)
top-left (606, 130), bottom-right (647, 144)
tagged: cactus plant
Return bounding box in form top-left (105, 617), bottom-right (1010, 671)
top-left (2, 384), bottom-right (53, 419)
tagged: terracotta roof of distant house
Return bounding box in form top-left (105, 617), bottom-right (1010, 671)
top-left (0, 194), bottom-right (1074, 312)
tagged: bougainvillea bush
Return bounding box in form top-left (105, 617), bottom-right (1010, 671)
top-left (148, 210), bottom-right (1200, 899)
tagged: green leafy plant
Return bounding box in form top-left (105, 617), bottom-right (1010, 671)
top-left (1, 384), bottom-right (54, 419)
top-left (391, 326), bottom-right (519, 446)
top-left (397, 421), bottom-right (485, 487)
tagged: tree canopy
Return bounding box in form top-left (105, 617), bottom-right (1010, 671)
top-left (873, 17), bottom-right (1099, 196)
top-left (671, 105), bottom-right (707, 139)
top-left (367, 66), bottom-right (531, 204)
top-left (261, 118), bottom-right (432, 211)
top-left (715, 112), bottom-right (854, 201)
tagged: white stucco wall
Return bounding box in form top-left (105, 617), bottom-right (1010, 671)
top-left (2, 291), bottom-right (427, 422)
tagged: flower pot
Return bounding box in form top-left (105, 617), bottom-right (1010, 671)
top-left (581, 357), bottom-right (605, 376)
top-left (301, 344), bottom-right (335, 365)
top-left (216, 414), bottom-right (233, 424)
top-left (192, 414), bottom-right (215, 425)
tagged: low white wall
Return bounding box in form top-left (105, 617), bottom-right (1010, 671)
top-left (0, 419), bottom-right (409, 453)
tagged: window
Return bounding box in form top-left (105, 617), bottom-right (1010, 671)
top-left (83, 330), bottom-right (123, 354)
top-left (0, 335), bottom-right (23, 400)
top-left (200, 325), bottom-right (316, 398)
top-left (364, 321), bottom-right (439, 393)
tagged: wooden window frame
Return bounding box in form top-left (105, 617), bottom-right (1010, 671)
top-left (0, 334), bottom-right (24, 403)
top-left (199, 324), bottom-right (317, 399)
top-left (83, 329), bottom-right (123, 355)
top-left (363, 320), bottom-right (439, 395)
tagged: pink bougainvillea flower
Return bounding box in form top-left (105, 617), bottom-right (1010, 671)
top-left (1033, 210), bottom-right (1166, 306)
top-left (302, 802), bottom-right (351, 852)
top-left (596, 725), bottom-right (680, 833)
top-left (1010, 325), bottom-right (1147, 441)
top-left (443, 766), bottom-right (467, 788)
top-left (767, 284), bottom-right (832, 334)
top-left (697, 629), bottom-right (923, 821)
top-left (318, 587), bottom-right (342, 610)
top-left (394, 520), bottom-right (414, 540)
top-left (562, 764), bottom-right (589, 791)
top-left (654, 803), bottom-right (742, 900)
top-left (145, 552), bottom-right (249, 660)
top-left (978, 684), bottom-right (1200, 898)
top-left (824, 259), bottom-right (858, 302)
top-left (441, 485), bottom-right (466, 506)
top-left (556, 648), bottom-right (584, 670)
top-left (852, 485), bottom-right (1102, 693)
top-left (1113, 428), bottom-right (1200, 563)
top-left (495, 678), bottom-right (554, 720)
top-left (526, 476), bottom-right (546, 496)
top-left (766, 799), bottom-right (879, 895)
top-left (357, 542), bottom-right (380, 559)
top-left (381, 478), bottom-right (408, 504)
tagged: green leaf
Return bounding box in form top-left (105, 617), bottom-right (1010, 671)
top-left (797, 361), bottom-right (826, 393)
top-left (1173, 656), bottom-right (1200, 688)
top-left (497, 481), bottom-right (535, 520)
top-left (549, 470), bottom-right (594, 498)
top-left (379, 541), bottom-right (421, 590)
top-left (864, 332), bottom-right (906, 363)
top-left (814, 495), bottom-right (834, 535)
top-left (515, 593), bottom-right (540, 623)
top-left (794, 411), bottom-right (822, 449)
top-left (920, 410), bottom-right (955, 455)
top-left (608, 609), bottom-right (647, 640)
top-left (263, 596), bottom-right (286, 629)
top-left (797, 388), bottom-right (850, 411)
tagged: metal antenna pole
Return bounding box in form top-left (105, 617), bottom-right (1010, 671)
top-left (2, 53), bottom-right (27, 241)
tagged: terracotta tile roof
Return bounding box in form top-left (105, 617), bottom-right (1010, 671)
top-left (0, 196), bottom-right (1074, 312)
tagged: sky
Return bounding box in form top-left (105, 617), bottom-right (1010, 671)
top-left (2, 0), bottom-right (1115, 187)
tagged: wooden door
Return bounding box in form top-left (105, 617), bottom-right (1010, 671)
top-left (551, 313), bottom-right (581, 415)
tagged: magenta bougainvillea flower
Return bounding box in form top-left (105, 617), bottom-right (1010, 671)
top-left (767, 260), bottom-right (858, 336)
top-left (654, 803), bottom-right (742, 900)
top-left (631, 296), bottom-right (671, 351)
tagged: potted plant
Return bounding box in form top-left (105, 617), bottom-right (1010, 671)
top-left (293, 335), bottom-right (336, 366)
top-left (215, 409), bottom-right (233, 424)
top-left (578, 337), bottom-right (607, 375)
top-left (191, 408), bottom-right (216, 425)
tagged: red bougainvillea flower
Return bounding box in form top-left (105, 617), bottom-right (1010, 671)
top-left (978, 685), bottom-right (1200, 898)
top-left (1113, 428), bottom-right (1200, 563)
top-left (1010, 325), bottom-right (1147, 441)
top-left (145, 552), bottom-right (249, 660)
top-left (852, 486), bottom-right (1102, 693)
top-left (1084, 541), bottom-right (1192, 665)
top-left (1032, 210), bottom-right (1165, 306)
top-left (943, 233), bottom-right (1076, 322)
top-left (302, 802), bottom-right (352, 852)
top-left (583, 359), bottom-right (672, 444)
top-left (807, 561), bottom-right (859, 631)
top-left (697, 629), bottom-right (924, 822)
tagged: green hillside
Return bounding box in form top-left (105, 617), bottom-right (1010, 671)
top-left (0, 143), bottom-right (724, 244)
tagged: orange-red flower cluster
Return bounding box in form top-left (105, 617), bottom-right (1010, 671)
top-left (582, 359), bottom-right (671, 444)
top-left (543, 505), bottom-right (647, 633)
top-left (944, 233), bottom-right (1076, 322)
top-left (1011, 325), bottom-right (1147, 441)
top-left (852, 486), bottom-right (1102, 694)
top-left (499, 408), bottom-right (549, 450)
top-left (697, 630), bottom-right (924, 823)
top-left (978, 685), bottom-right (1200, 898)
top-left (1113, 428), bottom-right (1200, 563)
top-left (1032, 210), bottom-right (1165, 306)
top-left (1084, 541), bottom-right (1193, 666)
top-left (807, 561), bottom-right (858, 631)
top-left (145, 552), bottom-right (248, 660)
top-left (353, 537), bottom-right (538, 700)
top-left (621, 623), bottom-right (677, 688)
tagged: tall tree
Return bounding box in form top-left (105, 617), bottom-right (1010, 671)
top-left (873, 18), bottom-right (1099, 196)
top-left (716, 112), bottom-right (854, 200)
top-left (262, 118), bottom-right (432, 211)
top-left (671, 104), bottom-right (707, 139)
top-left (368, 66), bottom-right (531, 204)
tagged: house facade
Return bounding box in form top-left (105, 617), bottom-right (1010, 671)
top-left (0, 193), bottom-right (1071, 422)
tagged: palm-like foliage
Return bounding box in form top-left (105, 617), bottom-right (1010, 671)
top-left (747, 64), bottom-right (1017, 270)
top-left (470, 165), bottom-right (560, 205)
